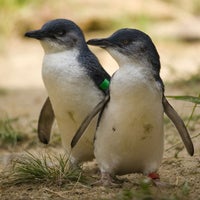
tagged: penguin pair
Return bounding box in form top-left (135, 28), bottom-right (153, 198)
top-left (25, 19), bottom-right (193, 184)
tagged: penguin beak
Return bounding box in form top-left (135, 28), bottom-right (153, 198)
top-left (87, 38), bottom-right (113, 48)
top-left (24, 30), bottom-right (46, 40)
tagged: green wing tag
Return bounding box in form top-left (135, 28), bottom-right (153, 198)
top-left (99, 79), bottom-right (110, 90)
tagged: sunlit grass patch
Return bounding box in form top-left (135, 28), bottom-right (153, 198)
top-left (83, 13), bottom-right (153, 33)
top-left (0, 118), bottom-right (27, 147)
top-left (167, 94), bottom-right (200, 128)
top-left (115, 178), bottom-right (155, 200)
top-left (3, 152), bottom-right (88, 187)
top-left (167, 95), bottom-right (200, 105)
top-left (0, 88), bottom-right (8, 96)
top-left (115, 178), bottom-right (190, 200)
top-left (170, 75), bottom-right (200, 94)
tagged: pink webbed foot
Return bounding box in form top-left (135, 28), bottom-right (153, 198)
top-left (91, 172), bottom-right (122, 187)
top-left (148, 172), bottom-right (160, 180)
top-left (148, 172), bottom-right (169, 187)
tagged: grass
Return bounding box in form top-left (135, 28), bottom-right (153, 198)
top-left (0, 117), bottom-right (27, 147)
top-left (167, 94), bottom-right (200, 128)
top-left (83, 12), bottom-right (155, 34)
top-left (115, 179), bottom-right (191, 200)
top-left (167, 95), bottom-right (200, 105)
top-left (2, 152), bottom-right (88, 187)
top-left (170, 74), bottom-right (200, 94)
top-left (0, 88), bottom-right (8, 96)
top-left (2, 152), bottom-right (89, 186)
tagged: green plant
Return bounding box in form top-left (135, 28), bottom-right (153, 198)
top-left (167, 95), bottom-right (200, 105)
top-left (0, 117), bottom-right (26, 147)
top-left (116, 178), bottom-right (191, 200)
top-left (117, 178), bottom-right (153, 200)
top-left (0, 88), bottom-right (7, 96)
top-left (4, 152), bottom-right (87, 186)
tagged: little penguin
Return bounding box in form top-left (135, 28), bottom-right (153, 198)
top-left (24, 19), bottom-right (110, 165)
top-left (71, 28), bottom-right (194, 184)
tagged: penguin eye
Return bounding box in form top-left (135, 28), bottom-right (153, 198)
top-left (56, 30), bottom-right (66, 37)
top-left (122, 40), bottom-right (130, 45)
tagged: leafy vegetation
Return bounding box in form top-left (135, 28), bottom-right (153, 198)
top-left (115, 179), bottom-right (191, 200)
top-left (167, 95), bottom-right (200, 105)
top-left (0, 117), bottom-right (27, 147)
top-left (3, 152), bottom-right (88, 186)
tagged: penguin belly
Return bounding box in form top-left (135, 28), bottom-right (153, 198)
top-left (42, 50), bottom-right (104, 164)
top-left (94, 67), bottom-right (164, 175)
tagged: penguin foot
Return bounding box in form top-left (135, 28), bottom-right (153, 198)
top-left (152, 179), bottom-right (171, 188)
top-left (147, 172), bottom-right (170, 188)
top-left (148, 172), bottom-right (160, 180)
top-left (91, 172), bottom-right (122, 187)
top-left (148, 172), bottom-right (161, 186)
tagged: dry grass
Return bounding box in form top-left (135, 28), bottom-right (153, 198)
top-left (2, 152), bottom-right (88, 187)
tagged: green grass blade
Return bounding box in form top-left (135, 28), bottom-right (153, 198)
top-left (167, 95), bottom-right (200, 104)
top-left (2, 152), bottom-right (88, 187)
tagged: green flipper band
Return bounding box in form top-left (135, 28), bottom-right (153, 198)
top-left (99, 79), bottom-right (110, 90)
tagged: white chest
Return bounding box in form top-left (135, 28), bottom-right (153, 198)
top-left (42, 50), bottom-right (101, 109)
top-left (42, 50), bottom-right (85, 93)
top-left (111, 66), bottom-right (161, 99)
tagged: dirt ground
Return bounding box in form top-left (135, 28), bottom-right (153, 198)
top-left (0, 0), bottom-right (200, 199)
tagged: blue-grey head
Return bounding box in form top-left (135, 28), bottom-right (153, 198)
top-left (87, 28), bottom-right (161, 74)
top-left (25, 19), bottom-right (87, 53)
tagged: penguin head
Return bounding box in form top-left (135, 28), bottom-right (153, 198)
top-left (87, 28), bottom-right (161, 72)
top-left (25, 19), bottom-right (86, 53)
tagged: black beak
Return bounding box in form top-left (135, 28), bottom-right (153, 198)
top-left (24, 30), bottom-right (45, 40)
top-left (87, 38), bottom-right (112, 48)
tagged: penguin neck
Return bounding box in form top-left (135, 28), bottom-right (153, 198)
top-left (42, 48), bottom-right (81, 74)
top-left (44, 47), bottom-right (79, 60)
top-left (117, 60), bottom-right (152, 73)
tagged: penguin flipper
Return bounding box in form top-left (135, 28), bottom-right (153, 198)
top-left (38, 97), bottom-right (55, 144)
top-left (163, 96), bottom-right (194, 156)
top-left (71, 95), bottom-right (110, 148)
